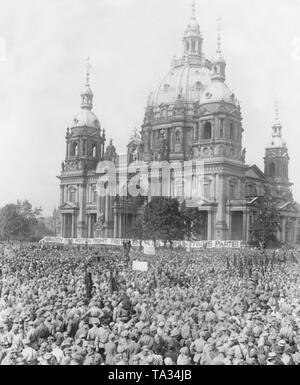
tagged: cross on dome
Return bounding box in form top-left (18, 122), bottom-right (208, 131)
top-left (217, 17), bottom-right (222, 54)
top-left (275, 99), bottom-right (280, 121)
top-left (81, 57), bottom-right (94, 110)
top-left (86, 57), bottom-right (92, 86)
top-left (191, 0), bottom-right (196, 20)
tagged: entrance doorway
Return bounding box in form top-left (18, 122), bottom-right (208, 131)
top-left (196, 211), bottom-right (208, 240)
top-left (231, 211), bottom-right (243, 240)
top-left (64, 214), bottom-right (72, 238)
top-left (90, 214), bottom-right (97, 238)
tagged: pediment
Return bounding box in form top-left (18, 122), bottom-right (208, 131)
top-left (277, 201), bottom-right (300, 214)
top-left (59, 202), bottom-right (79, 210)
top-left (245, 164), bottom-right (266, 181)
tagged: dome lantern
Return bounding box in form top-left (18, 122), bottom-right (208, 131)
top-left (270, 100), bottom-right (285, 147)
top-left (81, 57), bottom-right (93, 110)
top-left (182, 0), bottom-right (203, 59)
top-left (211, 18), bottom-right (226, 82)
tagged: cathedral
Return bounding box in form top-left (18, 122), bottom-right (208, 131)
top-left (57, 2), bottom-right (299, 244)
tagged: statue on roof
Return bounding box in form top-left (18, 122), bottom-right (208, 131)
top-left (241, 148), bottom-right (246, 162)
top-left (130, 127), bottom-right (141, 143)
top-left (104, 139), bottom-right (117, 162)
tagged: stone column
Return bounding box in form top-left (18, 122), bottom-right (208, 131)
top-left (291, 219), bottom-right (296, 244)
top-left (77, 185), bottom-right (80, 203)
top-left (215, 174), bottom-right (228, 240)
top-left (118, 215), bottom-right (122, 239)
top-left (65, 186), bottom-right (68, 203)
top-left (122, 215), bottom-right (126, 240)
top-left (276, 221), bottom-right (281, 243)
top-left (282, 218), bottom-right (286, 243)
top-left (86, 214), bottom-right (90, 238)
top-left (207, 211), bottom-right (212, 240)
top-left (114, 211), bottom-right (118, 238)
top-left (72, 214), bottom-right (76, 238)
top-left (60, 186), bottom-right (64, 205)
top-left (105, 192), bottom-right (110, 224)
top-left (242, 210), bottom-right (250, 243)
top-left (70, 215), bottom-right (73, 238)
top-left (61, 214), bottom-right (65, 237)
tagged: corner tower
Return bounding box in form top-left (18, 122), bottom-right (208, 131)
top-left (58, 59), bottom-right (106, 239)
top-left (264, 102), bottom-right (291, 197)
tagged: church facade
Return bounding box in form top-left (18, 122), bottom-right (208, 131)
top-left (57, 4), bottom-right (299, 244)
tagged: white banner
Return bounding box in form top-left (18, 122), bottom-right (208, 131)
top-left (186, 241), bottom-right (192, 252)
top-left (132, 261), bottom-right (148, 272)
top-left (40, 237), bottom-right (245, 249)
top-left (40, 237), bottom-right (68, 245)
top-left (142, 240), bottom-right (156, 255)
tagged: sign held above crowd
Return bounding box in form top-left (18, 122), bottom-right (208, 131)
top-left (132, 261), bottom-right (148, 272)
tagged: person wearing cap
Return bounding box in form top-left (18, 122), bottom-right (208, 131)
top-left (126, 333), bottom-right (139, 363)
top-left (190, 333), bottom-right (206, 365)
top-left (21, 338), bottom-right (38, 365)
top-left (0, 348), bottom-right (18, 365)
top-left (152, 333), bottom-right (166, 356)
top-left (137, 346), bottom-right (153, 365)
top-left (266, 352), bottom-right (279, 365)
top-left (95, 322), bottom-right (110, 359)
top-left (200, 338), bottom-right (218, 365)
top-left (86, 319), bottom-right (99, 345)
top-left (177, 347), bottom-right (191, 365)
top-left (25, 320), bottom-right (39, 347)
top-left (51, 339), bottom-right (65, 365)
top-left (83, 344), bottom-right (103, 365)
top-left (74, 321), bottom-right (89, 340)
top-left (104, 333), bottom-right (117, 365)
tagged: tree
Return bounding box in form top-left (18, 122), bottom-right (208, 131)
top-left (0, 204), bottom-right (22, 240)
top-left (144, 197), bottom-right (184, 246)
top-left (181, 201), bottom-right (208, 241)
top-left (16, 200), bottom-right (42, 239)
top-left (0, 200), bottom-right (44, 241)
top-left (128, 216), bottom-right (146, 246)
top-left (249, 187), bottom-right (281, 248)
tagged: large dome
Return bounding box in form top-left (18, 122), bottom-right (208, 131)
top-left (72, 109), bottom-right (101, 130)
top-left (199, 81), bottom-right (236, 106)
top-left (152, 63), bottom-right (212, 106)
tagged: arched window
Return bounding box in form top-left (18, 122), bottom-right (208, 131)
top-left (82, 140), bottom-right (87, 155)
top-left (195, 122), bottom-right (199, 140)
top-left (92, 145), bottom-right (97, 158)
top-left (75, 144), bottom-right (78, 157)
top-left (282, 163), bottom-right (288, 178)
top-left (229, 184), bottom-right (236, 199)
top-left (269, 162), bottom-right (276, 178)
top-left (69, 187), bottom-right (76, 203)
top-left (71, 142), bottom-right (78, 157)
top-left (230, 123), bottom-right (235, 140)
top-left (92, 185), bottom-right (97, 203)
top-left (192, 40), bottom-right (196, 52)
top-left (246, 184), bottom-right (252, 196)
top-left (176, 130), bottom-right (181, 143)
top-left (203, 122), bottom-right (212, 140)
top-left (219, 119), bottom-right (224, 138)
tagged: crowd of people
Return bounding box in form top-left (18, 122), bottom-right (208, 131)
top-left (0, 241), bottom-right (300, 365)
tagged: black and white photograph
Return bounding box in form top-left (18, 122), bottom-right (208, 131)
top-left (1, 0), bottom-right (300, 375)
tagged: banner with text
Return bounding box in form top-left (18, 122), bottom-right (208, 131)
top-left (40, 237), bottom-right (245, 249)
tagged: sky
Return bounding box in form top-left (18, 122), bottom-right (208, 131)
top-left (0, 0), bottom-right (300, 216)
